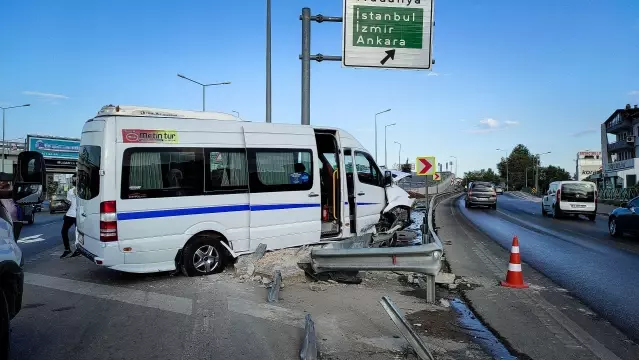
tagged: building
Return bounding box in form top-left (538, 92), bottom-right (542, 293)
top-left (600, 104), bottom-right (639, 188)
top-left (0, 140), bottom-right (27, 173)
top-left (575, 151), bottom-right (602, 181)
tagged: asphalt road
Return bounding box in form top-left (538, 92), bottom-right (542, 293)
top-left (458, 192), bottom-right (639, 342)
top-left (10, 215), bottom-right (308, 360)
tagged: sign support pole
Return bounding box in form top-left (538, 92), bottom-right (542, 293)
top-left (299, 8), bottom-right (343, 125)
top-left (301, 8), bottom-right (311, 126)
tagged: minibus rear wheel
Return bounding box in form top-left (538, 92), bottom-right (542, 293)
top-left (182, 235), bottom-right (226, 276)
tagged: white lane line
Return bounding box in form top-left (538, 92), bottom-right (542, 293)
top-left (24, 272), bottom-right (193, 316)
top-left (227, 297), bottom-right (305, 329)
top-left (17, 234), bottom-right (47, 244)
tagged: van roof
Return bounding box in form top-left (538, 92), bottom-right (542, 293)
top-left (95, 105), bottom-right (240, 121)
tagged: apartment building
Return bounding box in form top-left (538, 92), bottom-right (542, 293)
top-left (600, 104), bottom-right (639, 188)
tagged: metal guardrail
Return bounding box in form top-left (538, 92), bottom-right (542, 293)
top-left (309, 189), bottom-right (461, 303)
top-left (310, 244), bottom-right (443, 274)
top-left (598, 187), bottom-right (638, 202)
top-left (380, 296), bottom-right (435, 360)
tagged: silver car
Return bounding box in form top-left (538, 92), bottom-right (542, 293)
top-left (465, 181), bottom-right (497, 209)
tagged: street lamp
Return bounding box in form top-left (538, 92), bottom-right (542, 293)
top-left (450, 156), bottom-right (458, 178)
top-left (265, 0), bottom-right (272, 123)
top-left (374, 108), bottom-right (391, 163)
top-left (177, 73), bottom-right (231, 111)
top-left (384, 123), bottom-right (396, 168)
top-left (534, 151), bottom-right (551, 191)
top-left (496, 148), bottom-right (509, 191)
top-left (1, 104), bottom-right (30, 172)
top-left (394, 141), bottom-right (402, 170)
top-left (232, 110), bottom-right (241, 119)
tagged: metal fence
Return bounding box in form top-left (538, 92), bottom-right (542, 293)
top-left (598, 187), bottom-right (639, 201)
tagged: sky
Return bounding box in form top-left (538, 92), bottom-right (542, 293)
top-left (1, 0), bottom-right (638, 177)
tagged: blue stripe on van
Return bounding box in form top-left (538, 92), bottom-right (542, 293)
top-left (117, 202), bottom-right (321, 221)
top-left (118, 204), bottom-right (250, 220)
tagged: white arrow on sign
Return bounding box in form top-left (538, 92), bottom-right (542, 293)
top-left (17, 234), bottom-right (47, 244)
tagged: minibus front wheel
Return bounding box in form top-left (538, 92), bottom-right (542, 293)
top-left (182, 235), bottom-right (227, 276)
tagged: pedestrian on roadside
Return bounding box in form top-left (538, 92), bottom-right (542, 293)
top-left (60, 175), bottom-right (79, 258)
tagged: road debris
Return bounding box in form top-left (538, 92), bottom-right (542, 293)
top-left (300, 314), bottom-right (318, 360)
top-left (267, 270), bottom-right (282, 303)
top-left (435, 272), bottom-right (456, 285)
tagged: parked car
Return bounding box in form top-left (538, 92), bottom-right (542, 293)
top-left (608, 196), bottom-right (639, 237)
top-left (465, 181), bottom-right (497, 209)
top-left (49, 194), bottom-right (70, 214)
top-left (495, 186), bottom-right (504, 195)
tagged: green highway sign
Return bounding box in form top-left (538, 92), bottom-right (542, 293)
top-left (342, 0), bottom-right (434, 69)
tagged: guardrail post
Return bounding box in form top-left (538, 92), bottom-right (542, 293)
top-left (426, 275), bottom-right (436, 303)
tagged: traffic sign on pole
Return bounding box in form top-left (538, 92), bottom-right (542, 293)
top-left (342, 0), bottom-right (434, 69)
top-left (433, 173), bottom-right (441, 181)
top-left (416, 156), bottom-right (435, 176)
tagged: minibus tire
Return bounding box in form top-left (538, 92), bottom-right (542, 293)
top-left (182, 236), bottom-right (226, 276)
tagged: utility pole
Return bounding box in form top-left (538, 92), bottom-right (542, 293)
top-left (534, 152), bottom-right (551, 192)
top-left (1, 104), bottom-right (30, 172)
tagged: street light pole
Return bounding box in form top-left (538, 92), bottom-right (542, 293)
top-left (496, 149), bottom-right (509, 191)
top-left (450, 156), bottom-right (458, 178)
top-left (232, 110), bottom-right (240, 119)
top-left (1, 104), bottom-right (30, 173)
top-left (374, 109), bottom-right (391, 164)
top-left (384, 123), bottom-right (396, 168)
top-left (534, 151), bottom-right (551, 192)
top-left (177, 74), bottom-right (231, 111)
top-left (265, 0), bottom-right (272, 123)
top-left (394, 141), bottom-right (401, 170)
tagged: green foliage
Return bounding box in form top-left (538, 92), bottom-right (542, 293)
top-left (463, 168), bottom-right (501, 184)
top-left (46, 180), bottom-right (59, 200)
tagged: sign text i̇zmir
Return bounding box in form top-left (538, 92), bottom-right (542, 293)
top-left (354, 2), bottom-right (424, 49)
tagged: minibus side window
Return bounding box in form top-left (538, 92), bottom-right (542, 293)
top-left (354, 151), bottom-right (381, 187)
top-left (247, 149), bottom-right (313, 193)
top-left (121, 147), bottom-right (204, 199)
top-left (205, 149), bottom-right (248, 193)
top-left (77, 145), bottom-right (101, 200)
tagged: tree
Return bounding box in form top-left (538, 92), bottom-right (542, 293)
top-left (400, 158), bottom-right (412, 173)
top-left (496, 144), bottom-right (538, 191)
top-left (538, 165), bottom-right (572, 191)
top-left (463, 168), bottom-right (501, 184)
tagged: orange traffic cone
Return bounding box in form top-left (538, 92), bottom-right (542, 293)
top-left (500, 236), bottom-right (528, 289)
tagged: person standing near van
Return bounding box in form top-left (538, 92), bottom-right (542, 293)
top-left (60, 175), bottom-right (79, 258)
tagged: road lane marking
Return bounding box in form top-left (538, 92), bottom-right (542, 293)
top-left (24, 272), bottom-right (193, 315)
top-left (17, 234), bottom-right (46, 244)
top-left (227, 297), bottom-right (305, 329)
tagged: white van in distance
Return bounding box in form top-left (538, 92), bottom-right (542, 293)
top-left (75, 105), bottom-right (413, 275)
top-left (541, 181), bottom-right (597, 221)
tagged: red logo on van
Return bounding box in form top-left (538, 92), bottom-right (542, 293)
top-left (124, 131), bottom-right (139, 142)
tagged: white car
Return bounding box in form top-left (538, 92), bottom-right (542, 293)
top-left (0, 151), bottom-right (46, 358)
top-left (541, 181), bottom-right (597, 221)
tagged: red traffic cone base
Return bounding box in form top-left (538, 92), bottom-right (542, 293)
top-left (501, 236), bottom-right (528, 289)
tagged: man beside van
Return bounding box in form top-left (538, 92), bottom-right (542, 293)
top-left (60, 175), bottom-right (79, 258)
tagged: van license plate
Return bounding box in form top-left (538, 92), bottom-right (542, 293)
top-left (571, 204), bottom-right (586, 208)
top-left (78, 233), bottom-right (84, 245)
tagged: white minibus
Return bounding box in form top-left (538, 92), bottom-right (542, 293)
top-left (75, 105), bottom-right (413, 275)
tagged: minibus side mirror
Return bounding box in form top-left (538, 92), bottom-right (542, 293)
top-left (12, 151), bottom-right (47, 204)
top-left (384, 170), bottom-right (393, 187)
